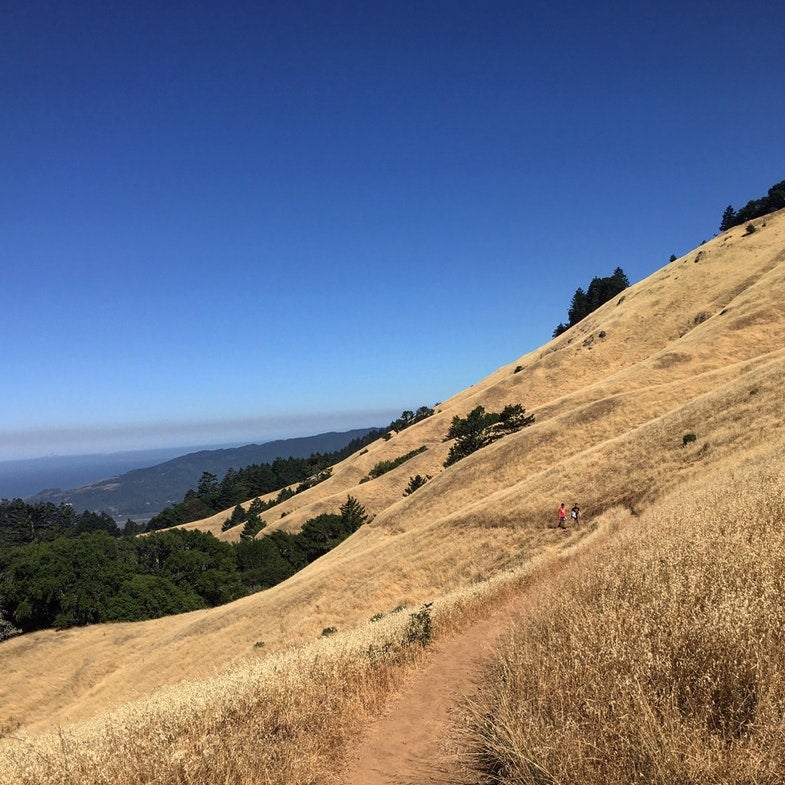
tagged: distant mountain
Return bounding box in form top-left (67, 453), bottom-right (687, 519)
top-left (25, 429), bottom-right (377, 522)
top-left (0, 446), bottom-right (222, 500)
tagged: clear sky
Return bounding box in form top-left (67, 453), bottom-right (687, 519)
top-left (2, 0), bottom-right (783, 460)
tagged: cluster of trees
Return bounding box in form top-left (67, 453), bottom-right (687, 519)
top-left (0, 498), bottom-right (130, 550)
top-left (222, 497), bottom-right (271, 537)
top-left (0, 408), bottom-right (444, 636)
top-left (235, 496), bottom-right (368, 591)
top-left (0, 496), bottom-right (368, 634)
top-left (552, 267), bottom-right (630, 337)
top-left (720, 179), bottom-right (785, 231)
top-left (145, 430), bottom-right (383, 532)
top-left (387, 406), bottom-right (434, 432)
top-left (444, 404), bottom-right (535, 467)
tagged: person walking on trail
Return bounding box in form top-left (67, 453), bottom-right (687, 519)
top-left (571, 503), bottom-right (580, 524)
top-left (558, 503), bottom-right (567, 528)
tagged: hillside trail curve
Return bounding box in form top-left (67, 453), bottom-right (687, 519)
top-left (338, 588), bottom-right (532, 785)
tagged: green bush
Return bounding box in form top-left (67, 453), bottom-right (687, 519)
top-left (683, 433), bottom-right (697, 446)
top-left (405, 603), bottom-right (433, 647)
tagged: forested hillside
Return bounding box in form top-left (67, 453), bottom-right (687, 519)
top-left (0, 496), bottom-right (368, 635)
top-left (24, 429), bottom-right (377, 521)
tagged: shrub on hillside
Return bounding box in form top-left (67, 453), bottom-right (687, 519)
top-left (368, 446), bottom-right (428, 479)
top-left (403, 474), bottom-right (431, 496)
top-left (405, 602), bottom-right (433, 647)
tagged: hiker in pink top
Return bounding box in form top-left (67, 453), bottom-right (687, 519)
top-left (558, 502), bottom-right (567, 528)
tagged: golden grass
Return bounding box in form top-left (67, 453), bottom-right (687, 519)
top-left (0, 551), bottom-right (555, 785)
top-left (460, 454), bottom-right (785, 784)
top-left (1, 209), bottom-right (784, 780)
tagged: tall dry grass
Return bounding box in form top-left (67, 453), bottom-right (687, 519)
top-left (0, 551), bottom-right (549, 785)
top-left (461, 458), bottom-right (785, 784)
top-left (0, 615), bottom-right (419, 785)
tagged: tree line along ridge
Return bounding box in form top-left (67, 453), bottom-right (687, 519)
top-left (719, 179), bottom-right (785, 232)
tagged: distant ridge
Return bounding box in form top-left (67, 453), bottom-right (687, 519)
top-left (0, 447), bottom-right (196, 499)
top-left (24, 429), bottom-right (377, 522)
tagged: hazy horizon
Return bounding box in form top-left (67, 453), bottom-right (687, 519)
top-left (0, 420), bottom-right (388, 500)
top-left (0, 409), bottom-right (398, 464)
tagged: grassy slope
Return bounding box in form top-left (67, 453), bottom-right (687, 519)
top-left (461, 445), bottom-right (785, 783)
top-left (1, 209), bottom-right (784, 738)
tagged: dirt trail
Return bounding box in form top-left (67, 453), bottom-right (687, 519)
top-left (340, 595), bottom-right (526, 785)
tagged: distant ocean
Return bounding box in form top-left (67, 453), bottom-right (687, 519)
top-left (0, 445), bottom-right (238, 500)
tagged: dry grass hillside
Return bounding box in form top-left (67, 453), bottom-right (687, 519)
top-left (1, 209), bottom-right (784, 777)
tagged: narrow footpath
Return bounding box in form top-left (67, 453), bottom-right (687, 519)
top-left (340, 595), bottom-right (527, 785)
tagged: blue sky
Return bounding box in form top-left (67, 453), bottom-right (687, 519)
top-left (1, 1), bottom-right (783, 460)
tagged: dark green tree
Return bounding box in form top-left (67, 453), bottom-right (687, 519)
top-left (234, 536), bottom-right (297, 589)
top-left (403, 475), bottom-right (430, 496)
top-left (122, 519), bottom-right (145, 537)
top-left (340, 495), bottom-right (369, 531)
top-left (567, 287), bottom-right (589, 325)
top-left (105, 574), bottom-right (205, 621)
top-left (492, 404), bottom-right (536, 436)
top-left (297, 513), bottom-right (345, 561)
top-left (74, 510), bottom-right (118, 536)
top-left (445, 406), bottom-right (497, 466)
top-left (720, 205), bottom-right (736, 232)
top-left (265, 529), bottom-right (308, 572)
top-left (718, 180), bottom-right (785, 230)
top-left (240, 512), bottom-right (266, 540)
top-left (0, 532), bottom-right (132, 631)
top-left (222, 504), bottom-right (248, 532)
top-left (0, 499), bottom-right (81, 550)
top-left (388, 406), bottom-right (434, 432)
top-left (196, 472), bottom-right (220, 509)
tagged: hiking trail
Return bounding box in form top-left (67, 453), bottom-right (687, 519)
top-left (339, 593), bottom-right (527, 785)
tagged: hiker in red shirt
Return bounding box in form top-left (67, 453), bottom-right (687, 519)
top-left (558, 503), bottom-right (567, 528)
